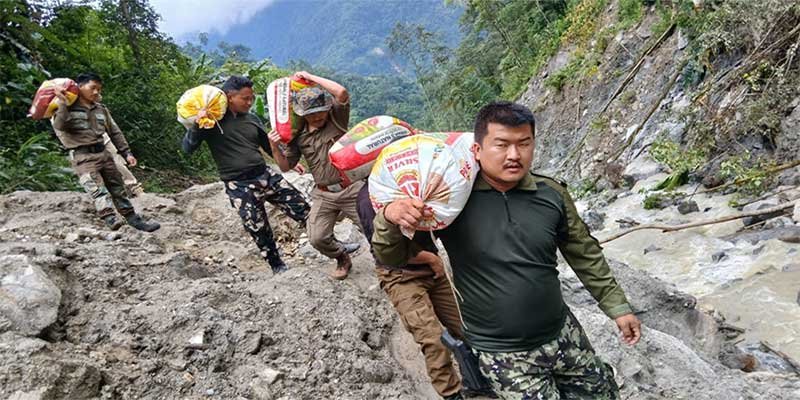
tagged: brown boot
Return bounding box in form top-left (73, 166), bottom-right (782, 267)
top-left (330, 251), bottom-right (352, 280)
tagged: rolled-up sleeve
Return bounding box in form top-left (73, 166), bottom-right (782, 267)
top-left (282, 138), bottom-right (302, 169)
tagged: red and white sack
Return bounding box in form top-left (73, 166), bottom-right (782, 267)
top-left (28, 78), bottom-right (79, 120)
top-left (368, 132), bottom-right (479, 237)
top-left (424, 132), bottom-right (479, 183)
top-left (266, 77), bottom-right (312, 143)
top-left (329, 115), bottom-right (417, 184)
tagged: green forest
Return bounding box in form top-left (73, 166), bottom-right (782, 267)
top-left (0, 0), bottom-right (439, 194)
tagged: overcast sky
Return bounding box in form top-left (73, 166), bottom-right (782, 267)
top-left (149, 0), bottom-right (278, 39)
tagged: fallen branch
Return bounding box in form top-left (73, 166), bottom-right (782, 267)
top-left (691, 19), bottom-right (800, 106)
top-left (557, 24), bottom-right (676, 174)
top-left (718, 322), bottom-right (746, 334)
top-left (608, 57), bottom-right (690, 163)
top-left (600, 23), bottom-right (676, 114)
top-left (710, 21), bottom-right (800, 98)
top-left (760, 341), bottom-right (800, 374)
top-left (600, 201), bottom-right (796, 244)
top-left (680, 159), bottom-right (800, 199)
top-left (556, 79), bottom-right (586, 172)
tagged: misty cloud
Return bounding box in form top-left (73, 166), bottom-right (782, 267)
top-left (150, 0), bottom-right (277, 39)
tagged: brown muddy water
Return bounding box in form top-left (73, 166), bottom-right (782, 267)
top-left (582, 174), bottom-right (800, 361)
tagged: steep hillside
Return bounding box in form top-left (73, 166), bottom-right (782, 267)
top-left (518, 0), bottom-right (800, 377)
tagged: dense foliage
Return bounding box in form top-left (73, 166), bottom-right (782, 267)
top-left (1, 0), bottom-right (221, 193)
top-left (4, 0), bottom-right (796, 196)
top-left (387, 0), bottom-right (584, 131)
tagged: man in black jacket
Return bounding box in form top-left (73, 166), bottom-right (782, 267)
top-left (182, 76), bottom-right (309, 273)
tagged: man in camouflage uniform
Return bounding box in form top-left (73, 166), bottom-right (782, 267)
top-left (182, 76), bottom-right (309, 274)
top-left (51, 72), bottom-right (159, 232)
top-left (373, 102), bottom-right (642, 399)
top-left (269, 71), bottom-right (361, 280)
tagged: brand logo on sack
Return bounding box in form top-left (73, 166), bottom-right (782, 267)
top-left (276, 79), bottom-right (290, 124)
top-left (355, 126), bottom-right (411, 155)
top-left (385, 149), bottom-right (418, 173)
top-left (397, 171), bottom-right (420, 197)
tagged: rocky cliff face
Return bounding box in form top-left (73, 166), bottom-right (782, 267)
top-left (520, 0), bottom-right (800, 190)
top-left (1, 178), bottom-right (798, 399)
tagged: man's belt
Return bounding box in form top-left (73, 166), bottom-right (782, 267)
top-left (316, 182), bottom-right (346, 193)
top-left (71, 143), bottom-right (105, 154)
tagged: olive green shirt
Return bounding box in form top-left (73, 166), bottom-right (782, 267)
top-left (283, 101), bottom-right (350, 186)
top-left (51, 102), bottom-right (130, 155)
top-left (372, 172), bottom-right (633, 352)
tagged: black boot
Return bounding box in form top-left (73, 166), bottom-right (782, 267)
top-left (266, 251), bottom-right (288, 274)
top-left (103, 214), bottom-right (124, 231)
top-left (270, 263), bottom-right (288, 274)
top-left (125, 214), bottom-right (160, 232)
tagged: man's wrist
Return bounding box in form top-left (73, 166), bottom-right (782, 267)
top-left (606, 303), bottom-right (634, 319)
top-left (380, 205), bottom-right (397, 226)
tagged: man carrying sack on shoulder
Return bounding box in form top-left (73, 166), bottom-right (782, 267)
top-left (269, 71), bottom-right (361, 280)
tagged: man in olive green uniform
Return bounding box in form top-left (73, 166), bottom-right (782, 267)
top-left (51, 73), bottom-right (159, 232)
top-left (104, 133), bottom-right (143, 197)
top-left (372, 102), bottom-right (642, 399)
top-left (356, 181), bottom-right (467, 399)
top-left (269, 71), bottom-right (360, 280)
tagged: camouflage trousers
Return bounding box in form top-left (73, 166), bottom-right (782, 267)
top-left (476, 310), bottom-right (619, 400)
top-left (69, 149), bottom-right (134, 219)
top-left (224, 167), bottom-right (310, 267)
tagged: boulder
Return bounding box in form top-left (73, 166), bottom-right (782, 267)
top-left (677, 199), bottom-right (700, 215)
top-left (764, 216), bottom-right (794, 230)
top-left (724, 226), bottom-right (800, 245)
top-left (580, 209), bottom-right (606, 232)
top-left (741, 202), bottom-right (785, 227)
top-left (0, 255), bottom-right (61, 336)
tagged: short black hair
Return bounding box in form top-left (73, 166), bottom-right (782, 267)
top-left (473, 101), bottom-right (535, 144)
top-left (222, 76), bottom-right (253, 94)
top-left (75, 72), bottom-right (102, 86)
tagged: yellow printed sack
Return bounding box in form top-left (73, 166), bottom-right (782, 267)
top-left (176, 85), bottom-right (227, 130)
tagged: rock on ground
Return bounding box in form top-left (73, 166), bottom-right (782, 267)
top-left (0, 255), bottom-right (61, 336)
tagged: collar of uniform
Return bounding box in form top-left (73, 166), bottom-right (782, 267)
top-left (70, 102), bottom-right (99, 111)
top-left (224, 109), bottom-right (247, 120)
top-left (473, 171), bottom-right (537, 192)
